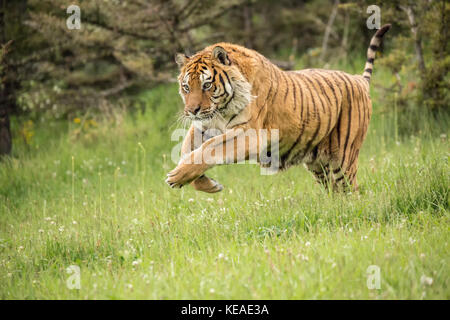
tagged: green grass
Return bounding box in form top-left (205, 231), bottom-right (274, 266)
top-left (0, 72), bottom-right (449, 299)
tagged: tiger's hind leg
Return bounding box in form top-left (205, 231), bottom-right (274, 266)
top-left (331, 147), bottom-right (361, 192)
top-left (309, 163), bottom-right (334, 190)
top-left (308, 147), bottom-right (361, 192)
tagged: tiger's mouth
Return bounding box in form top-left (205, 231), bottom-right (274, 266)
top-left (194, 112), bottom-right (216, 121)
top-left (199, 96), bottom-right (237, 121)
top-left (186, 102), bottom-right (233, 122)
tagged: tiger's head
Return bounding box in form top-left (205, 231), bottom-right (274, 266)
top-left (175, 46), bottom-right (252, 122)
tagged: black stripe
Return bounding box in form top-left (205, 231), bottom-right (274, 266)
top-left (316, 72), bottom-right (338, 105)
top-left (226, 114), bottom-right (238, 127)
top-left (218, 74), bottom-right (228, 96)
top-left (311, 146), bottom-right (319, 162)
top-left (314, 170), bottom-right (325, 177)
top-left (369, 45), bottom-right (378, 51)
top-left (309, 73), bottom-right (333, 137)
top-left (291, 74), bottom-right (297, 111)
top-left (298, 77), bottom-right (321, 159)
top-left (324, 71), bottom-right (343, 152)
top-left (283, 72), bottom-right (289, 102)
top-left (212, 90), bottom-right (227, 99)
top-left (298, 76), bottom-right (303, 117)
top-left (364, 68), bottom-right (373, 74)
top-left (303, 74), bottom-right (325, 113)
top-left (349, 145), bottom-right (359, 168)
top-left (367, 58), bottom-right (374, 64)
top-left (256, 63), bottom-right (274, 121)
top-left (334, 73), bottom-right (352, 171)
top-left (285, 72), bottom-right (319, 165)
top-left (317, 73), bottom-right (340, 144)
top-left (355, 82), bottom-right (367, 131)
top-left (361, 91), bottom-right (367, 134)
top-left (291, 73), bottom-right (318, 158)
top-left (280, 75), bottom-right (305, 164)
top-left (265, 65), bottom-right (274, 101)
top-left (270, 70), bottom-right (281, 105)
top-left (328, 133), bottom-right (333, 153)
top-left (222, 70), bottom-right (231, 85)
top-left (218, 92), bottom-right (234, 111)
top-left (325, 72), bottom-right (344, 150)
top-left (219, 71), bottom-right (233, 104)
top-left (340, 74), bottom-right (356, 170)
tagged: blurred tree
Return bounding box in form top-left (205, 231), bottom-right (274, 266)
top-left (374, 0), bottom-right (449, 114)
top-left (14, 0), bottom-right (246, 118)
top-left (420, 0), bottom-right (449, 113)
top-left (1, 0), bottom-right (446, 127)
top-left (0, 39), bottom-right (13, 156)
top-left (0, 0), bottom-right (26, 156)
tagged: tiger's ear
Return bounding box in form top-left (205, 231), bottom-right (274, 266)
top-left (212, 46), bottom-right (231, 65)
top-left (175, 53), bottom-right (189, 68)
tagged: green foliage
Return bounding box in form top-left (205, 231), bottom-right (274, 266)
top-left (420, 0), bottom-right (450, 112)
top-left (375, 0), bottom-right (449, 114)
top-left (10, 0), bottom-right (247, 117)
top-left (2, 0), bottom-right (447, 121)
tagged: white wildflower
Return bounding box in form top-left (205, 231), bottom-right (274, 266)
top-left (132, 259), bottom-right (141, 267)
top-left (420, 275), bottom-right (433, 286)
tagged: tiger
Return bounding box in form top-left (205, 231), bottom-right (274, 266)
top-left (166, 24), bottom-right (391, 193)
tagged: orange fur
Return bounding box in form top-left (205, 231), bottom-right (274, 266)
top-left (166, 25), bottom-right (391, 192)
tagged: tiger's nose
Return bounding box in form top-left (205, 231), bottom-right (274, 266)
top-left (190, 106), bottom-right (201, 115)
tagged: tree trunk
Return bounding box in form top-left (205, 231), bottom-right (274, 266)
top-left (400, 4), bottom-right (426, 74)
top-left (0, 107), bottom-right (12, 156)
top-left (320, 0), bottom-right (339, 62)
top-left (0, 0), bottom-right (12, 157)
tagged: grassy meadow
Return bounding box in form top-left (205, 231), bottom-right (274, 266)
top-left (0, 61), bottom-right (449, 299)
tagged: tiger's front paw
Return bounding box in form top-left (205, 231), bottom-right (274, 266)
top-left (165, 163), bottom-right (208, 189)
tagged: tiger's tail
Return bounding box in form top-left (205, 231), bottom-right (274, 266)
top-left (362, 24), bottom-right (391, 82)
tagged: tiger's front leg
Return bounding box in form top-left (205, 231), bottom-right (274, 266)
top-left (166, 128), bottom-right (260, 189)
top-left (168, 124), bottom-right (223, 193)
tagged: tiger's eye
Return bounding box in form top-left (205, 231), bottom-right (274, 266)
top-left (182, 84), bottom-right (190, 93)
top-left (203, 82), bottom-right (212, 90)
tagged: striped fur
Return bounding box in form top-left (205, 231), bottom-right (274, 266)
top-left (166, 25), bottom-right (391, 192)
top-left (363, 24), bottom-right (391, 82)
